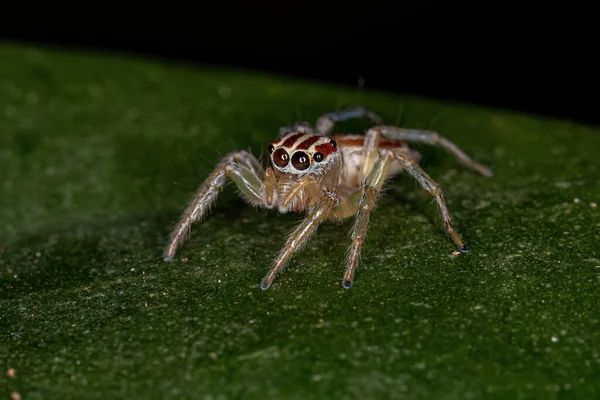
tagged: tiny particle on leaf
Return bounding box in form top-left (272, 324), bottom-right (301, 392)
top-left (449, 249), bottom-right (461, 258)
top-left (7, 368), bottom-right (16, 377)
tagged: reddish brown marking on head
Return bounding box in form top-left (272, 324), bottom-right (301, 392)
top-left (295, 135), bottom-right (321, 150)
top-left (314, 140), bottom-right (338, 157)
top-left (281, 133), bottom-right (304, 148)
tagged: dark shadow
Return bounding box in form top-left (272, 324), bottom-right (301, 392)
top-left (0, 199), bottom-right (300, 299)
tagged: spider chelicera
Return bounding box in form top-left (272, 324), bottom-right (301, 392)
top-left (164, 106), bottom-right (493, 289)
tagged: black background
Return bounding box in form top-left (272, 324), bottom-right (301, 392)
top-left (2, 3), bottom-right (598, 126)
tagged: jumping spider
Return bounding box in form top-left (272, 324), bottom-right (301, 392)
top-left (164, 106), bottom-right (493, 289)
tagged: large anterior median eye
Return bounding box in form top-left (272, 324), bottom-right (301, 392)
top-left (272, 148), bottom-right (289, 168)
top-left (291, 151), bottom-right (310, 170)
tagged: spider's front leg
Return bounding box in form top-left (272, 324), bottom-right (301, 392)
top-left (372, 126), bottom-right (493, 177)
top-left (163, 150), bottom-right (270, 261)
top-left (332, 150), bottom-right (397, 288)
top-left (260, 188), bottom-right (339, 290)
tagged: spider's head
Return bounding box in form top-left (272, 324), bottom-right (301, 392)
top-left (267, 132), bottom-right (340, 177)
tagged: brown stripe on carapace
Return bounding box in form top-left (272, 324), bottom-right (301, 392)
top-left (295, 135), bottom-right (321, 150)
top-left (334, 134), bottom-right (405, 149)
top-left (314, 142), bottom-right (338, 156)
top-left (334, 137), bottom-right (364, 147)
top-left (281, 133), bottom-right (306, 148)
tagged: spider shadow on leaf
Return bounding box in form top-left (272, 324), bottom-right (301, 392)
top-left (0, 211), bottom-right (183, 298)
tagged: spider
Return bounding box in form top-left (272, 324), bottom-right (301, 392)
top-left (163, 106), bottom-right (493, 290)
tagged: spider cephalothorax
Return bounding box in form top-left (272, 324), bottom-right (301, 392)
top-left (164, 106), bottom-right (493, 290)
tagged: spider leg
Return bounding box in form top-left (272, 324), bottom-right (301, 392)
top-left (332, 151), bottom-right (396, 288)
top-left (316, 106), bottom-right (384, 136)
top-left (260, 189), bottom-right (339, 290)
top-left (278, 121), bottom-right (315, 137)
top-left (360, 127), bottom-right (382, 181)
top-left (164, 151), bottom-right (266, 261)
top-left (371, 126), bottom-right (493, 177)
top-left (391, 149), bottom-right (469, 252)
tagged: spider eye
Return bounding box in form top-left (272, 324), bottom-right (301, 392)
top-left (272, 148), bottom-right (289, 168)
top-left (291, 151), bottom-right (310, 170)
top-left (268, 144), bottom-right (275, 154)
top-left (313, 152), bottom-right (324, 162)
top-left (330, 139), bottom-right (337, 148)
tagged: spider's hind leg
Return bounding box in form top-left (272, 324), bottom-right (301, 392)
top-left (316, 106), bottom-right (384, 136)
top-left (278, 121), bottom-right (315, 137)
top-left (373, 126), bottom-right (493, 177)
top-left (164, 151), bottom-right (267, 261)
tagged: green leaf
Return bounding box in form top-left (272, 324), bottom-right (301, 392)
top-left (1, 42), bottom-right (599, 399)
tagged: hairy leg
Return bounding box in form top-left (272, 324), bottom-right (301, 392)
top-left (391, 149), bottom-right (469, 252)
top-left (371, 126), bottom-right (493, 177)
top-left (338, 151), bottom-right (396, 288)
top-left (278, 121), bottom-right (314, 137)
top-left (260, 190), bottom-right (340, 290)
top-left (164, 151), bottom-right (265, 261)
top-left (316, 106), bottom-right (384, 136)
top-left (360, 128), bottom-right (382, 182)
